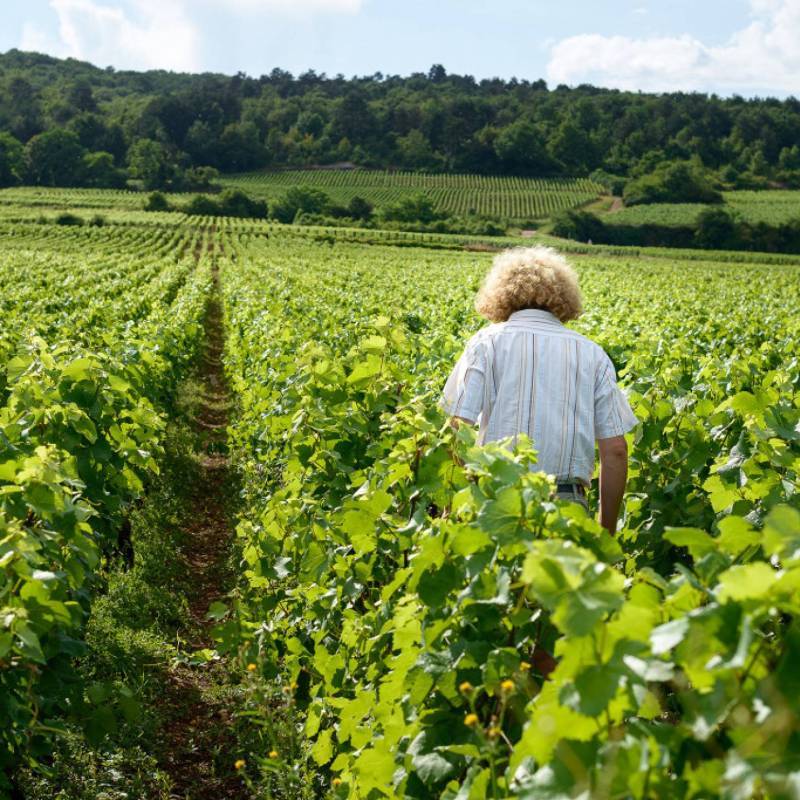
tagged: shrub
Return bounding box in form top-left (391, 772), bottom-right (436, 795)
top-left (182, 189), bottom-right (267, 219)
top-left (552, 209), bottom-right (606, 241)
top-left (590, 169), bottom-right (627, 197)
top-left (271, 186), bottom-right (332, 223)
top-left (217, 188), bottom-right (267, 218)
top-left (184, 195), bottom-right (221, 216)
top-left (55, 212), bottom-right (83, 226)
top-left (381, 192), bottom-right (440, 223)
top-left (144, 191), bottom-right (170, 212)
top-left (347, 196), bottom-right (374, 220)
top-left (694, 207), bottom-right (739, 249)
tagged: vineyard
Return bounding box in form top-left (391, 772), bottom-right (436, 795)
top-left (1, 195), bottom-right (800, 799)
top-left (221, 170), bottom-right (602, 220)
top-left (604, 190), bottom-right (800, 228)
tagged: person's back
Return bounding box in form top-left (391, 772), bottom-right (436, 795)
top-left (440, 245), bottom-right (637, 533)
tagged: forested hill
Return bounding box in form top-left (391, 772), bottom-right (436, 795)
top-left (1, 47), bottom-right (800, 191)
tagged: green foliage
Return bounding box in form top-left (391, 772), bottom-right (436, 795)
top-left (3, 50), bottom-right (800, 187)
top-left (0, 219), bottom-right (212, 784)
top-left (624, 161), bottom-right (723, 206)
top-left (24, 129), bottom-right (86, 187)
top-left (127, 139), bottom-right (172, 190)
top-left (346, 195), bottom-right (373, 220)
top-left (271, 185), bottom-right (332, 223)
top-left (55, 211), bottom-right (84, 226)
top-left (381, 191), bottom-right (441, 223)
top-left (0, 344), bottom-right (163, 776)
top-left (183, 188), bottom-right (267, 219)
top-left (81, 150), bottom-right (126, 189)
top-left (214, 233), bottom-right (800, 798)
top-left (0, 132), bottom-right (24, 187)
top-left (552, 209), bottom-right (606, 241)
top-left (226, 170), bottom-right (600, 223)
top-left (560, 194), bottom-right (800, 253)
top-left (694, 207), bottom-right (739, 249)
top-left (144, 191), bottom-right (170, 212)
top-left (590, 168), bottom-right (627, 197)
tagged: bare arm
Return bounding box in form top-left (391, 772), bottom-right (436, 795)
top-left (597, 435), bottom-right (628, 534)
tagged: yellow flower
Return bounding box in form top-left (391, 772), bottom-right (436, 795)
top-left (500, 679), bottom-right (515, 692)
top-left (332, 778), bottom-right (342, 787)
top-left (269, 750), bottom-right (279, 758)
top-left (247, 663), bottom-right (257, 672)
top-left (464, 713), bottom-right (479, 727)
top-left (487, 727), bottom-right (501, 739)
top-left (458, 681), bottom-right (474, 693)
top-left (234, 759), bottom-right (246, 770)
top-left (519, 661), bottom-right (531, 671)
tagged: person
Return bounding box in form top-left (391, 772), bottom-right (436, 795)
top-left (440, 245), bottom-right (637, 535)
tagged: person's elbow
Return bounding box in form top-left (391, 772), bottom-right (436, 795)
top-left (598, 435), bottom-right (628, 462)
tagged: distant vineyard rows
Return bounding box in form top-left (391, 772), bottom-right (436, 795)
top-left (222, 170), bottom-right (602, 219)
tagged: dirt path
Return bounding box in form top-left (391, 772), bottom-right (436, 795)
top-left (154, 262), bottom-right (245, 800)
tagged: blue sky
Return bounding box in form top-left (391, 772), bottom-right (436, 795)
top-left (3, 0), bottom-right (799, 97)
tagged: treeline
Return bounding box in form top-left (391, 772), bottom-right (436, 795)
top-left (2, 49), bottom-right (800, 191)
top-left (554, 207), bottom-right (800, 254)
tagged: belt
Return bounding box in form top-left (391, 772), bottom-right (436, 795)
top-left (554, 481), bottom-right (586, 496)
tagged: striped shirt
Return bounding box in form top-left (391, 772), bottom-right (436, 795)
top-left (439, 309), bottom-right (638, 486)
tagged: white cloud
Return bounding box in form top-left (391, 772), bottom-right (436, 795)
top-left (200, 0), bottom-right (364, 14)
top-left (21, 0), bottom-right (201, 72)
top-left (546, 0), bottom-right (800, 96)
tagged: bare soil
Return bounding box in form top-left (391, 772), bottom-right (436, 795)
top-left (154, 266), bottom-right (246, 800)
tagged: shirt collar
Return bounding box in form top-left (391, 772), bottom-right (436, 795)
top-left (507, 309), bottom-right (563, 327)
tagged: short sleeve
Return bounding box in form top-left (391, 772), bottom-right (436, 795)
top-left (594, 353), bottom-right (638, 439)
top-left (439, 336), bottom-right (487, 424)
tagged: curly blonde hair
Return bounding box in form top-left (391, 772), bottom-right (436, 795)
top-left (475, 245), bottom-right (583, 323)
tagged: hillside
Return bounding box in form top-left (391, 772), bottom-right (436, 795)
top-left (2, 48), bottom-right (800, 192)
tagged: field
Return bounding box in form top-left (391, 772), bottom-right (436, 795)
top-left (1, 189), bottom-right (800, 798)
top-left (604, 190), bottom-right (800, 228)
top-left (221, 169), bottom-right (602, 220)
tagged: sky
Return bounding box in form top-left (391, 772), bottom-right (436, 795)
top-left (2, 0), bottom-right (799, 98)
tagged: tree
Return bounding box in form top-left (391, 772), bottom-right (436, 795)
top-left (82, 151), bottom-right (126, 188)
top-left (218, 188), bottom-right (267, 218)
top-left (0, 132), bottom-right (24, 187)
top-left (271, 186), bottom-right (332, 223)
top-left (218, 121), bottom-right (264, 171)
top-left (297, 111), bottom-right (325, 138)
top-left (428, 64), bottom-right (447, 83)
top-left (548, 119), bottom-right (595, 173)
top-left (6, 76), bottom-right (43, 140)
top-left (185, 120), bottom-right (219, 166)
top-left (127, 139), bottom-right (172, 189)
top-left (623, 161), bottom-right (723, 205)
top-left (25, 129), bottom-right (85, 186)
top-left (347, 196), bottom-right (373, 220)
top-left (381, 193), bottom-right (439, 223)
top-left (396, 129), bottom-right (440, 170)
top-left (66, 79), bottom-right (97, 114)
top-left (494, 121), bottom-right (557, 175)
